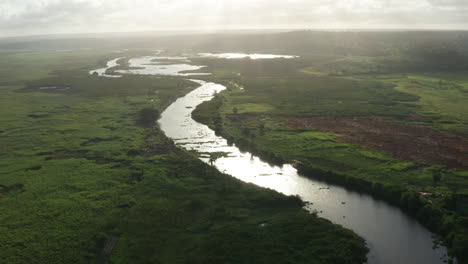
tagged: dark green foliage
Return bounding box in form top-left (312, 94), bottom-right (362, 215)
top-left (433, 171), bottom-right (442, 186)
top-left (137, 107), bottom-right (160, 127)
top-left (235, 76), bottom-right (417, 117)
top-left (115, 157), bottom-right (367, 264)
top-left (197, 214), bottom-right (367, 264)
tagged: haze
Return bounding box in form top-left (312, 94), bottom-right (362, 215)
top-left (1, 0), bottom-right (468, 37)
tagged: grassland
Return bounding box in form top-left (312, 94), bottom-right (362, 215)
top-left (0, 51), bottom-right (368, 263)
top-left (392, 74), bottom-right (468, 133)
top-left (192, 56), bottom-right (468, 262)
top-left (3, 30), bottom-right (468, 263)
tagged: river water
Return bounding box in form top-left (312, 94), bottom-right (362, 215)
top-left (89, 57), bottom-right (124, 78)
top-left (91, 55), bottom-right (450, 264)
top-left (198, 53), bottom-right (298, 59)
top-left (115, 56), bottom-right (210, 76)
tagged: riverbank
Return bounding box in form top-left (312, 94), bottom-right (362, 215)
top-left (192, 78), bottom-right (468, 263)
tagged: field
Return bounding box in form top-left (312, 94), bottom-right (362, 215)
top-left (0, 50), bottom-right (368, 263)
top-left (3, 31), bottom-right (468, 263)
top-left (191, 40), bottom-right (468, 262)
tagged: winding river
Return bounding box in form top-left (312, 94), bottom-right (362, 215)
top-left (92, 54), bottom-right (450, 264)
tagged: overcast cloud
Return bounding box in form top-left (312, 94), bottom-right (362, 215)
top-left (0, 0), bottom-right (467, 37)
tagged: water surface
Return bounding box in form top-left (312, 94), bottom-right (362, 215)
top-left (198, 53), bottom-right (298, 59)
top-left (89, 57), bottom-right (123, 78)
top-left (115, 56), bottom-right (210, 76)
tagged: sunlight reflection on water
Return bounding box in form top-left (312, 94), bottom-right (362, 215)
top-left (198, 53), bottom-right (298, 59)
top-left (116, 56), bottom-right (210, 76)
top-left (92, 56), bottom-right (450, 264)
top-left (159, 80), bottom-right (450, 264)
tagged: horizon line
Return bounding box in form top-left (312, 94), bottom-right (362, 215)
top-left (2, 27), bottom-right (468, 40)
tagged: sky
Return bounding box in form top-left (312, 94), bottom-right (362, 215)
top-left (1, 0), bottom-right (467, 37)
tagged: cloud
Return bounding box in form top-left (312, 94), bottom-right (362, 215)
top-left (0, 0), bottom-right (467, 37)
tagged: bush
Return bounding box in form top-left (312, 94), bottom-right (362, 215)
top-left (137, 107), bottom-right (160, 128)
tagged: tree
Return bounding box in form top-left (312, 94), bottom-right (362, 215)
top-left (259, 122), bottom-right (265, 136)
top-left (429, 166), bottom-right (445, 186)
top-left (232, 107), bottom-right (238, 114)
top-left (433, 171), bottom-right (442, 186)
top-left (138, 107), bottom-right (160, 128)
top-left (242, 127), bottom-right (250, 137)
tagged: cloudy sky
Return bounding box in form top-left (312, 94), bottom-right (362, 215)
top-left (1, 0), bottom-right (467, 37)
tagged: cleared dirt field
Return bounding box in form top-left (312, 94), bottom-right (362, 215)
top-left (281, 116), bottom-right (468, 169)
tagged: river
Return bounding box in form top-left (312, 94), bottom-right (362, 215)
top-left (89, 57), bottom-right (124, 78)
top-left (92, 54), bottom-right (450, 264)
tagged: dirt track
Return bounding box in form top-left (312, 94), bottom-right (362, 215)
top-left (281, 116), bottom-right (468, 169)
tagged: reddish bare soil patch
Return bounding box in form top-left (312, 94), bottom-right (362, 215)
top-left (281, 116), bottom-right (468, 169)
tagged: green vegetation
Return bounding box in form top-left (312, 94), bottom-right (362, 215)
top-left (393, 74), bottom-right (468, 133)
top-left (0, 50), bottom-right (368, 263)
top-left (3, 30), bottom-right (468, 263)
top-left (192, 40), bottom-right (468, 261)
